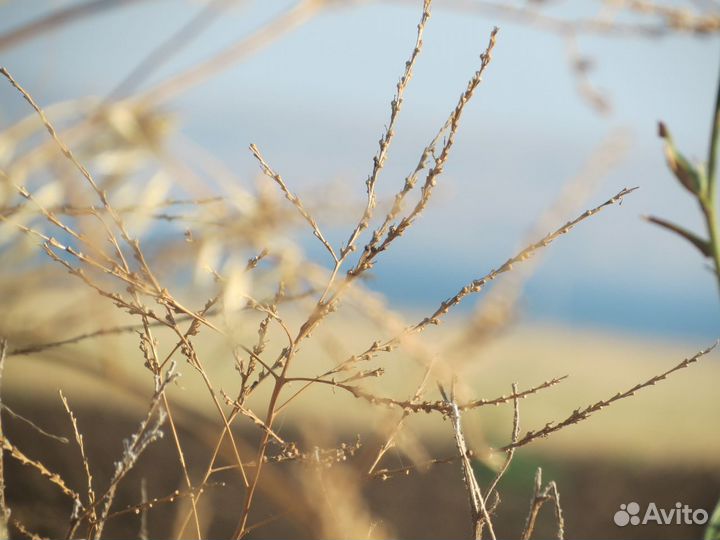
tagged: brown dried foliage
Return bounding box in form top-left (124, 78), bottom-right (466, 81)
top-left (0, 1), bottom-right (716, 539)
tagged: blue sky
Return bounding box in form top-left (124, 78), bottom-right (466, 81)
top-left (1, 0), bottom-right (719, 340)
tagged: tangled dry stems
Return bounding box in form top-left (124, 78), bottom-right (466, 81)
top-left (0, 1), bottom-right (716, 539)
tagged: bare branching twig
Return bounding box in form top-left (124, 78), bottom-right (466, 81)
top-left (521, 468), bottom-right (564, 540)
top-left (440, 382), bottom-right (496, 540)
top-left (0, 340), bottom-right (10, 538)
top-left (504, 344), bottom-right (716, 451)
top-left (0, 2), bottom-right (710, 538)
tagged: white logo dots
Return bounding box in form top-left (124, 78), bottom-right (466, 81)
top-left (614, 502), bottom-right (641, 526)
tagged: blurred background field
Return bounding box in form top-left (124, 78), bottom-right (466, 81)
top-left (1, 1), bottom-right (720, 539)
top-left (4, 309), bottom-right (720, 538)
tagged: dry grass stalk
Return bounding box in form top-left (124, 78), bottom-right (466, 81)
top-left (350, 27), bottom-right (499, 279)
top-left (0, 2), bottom-right (716, 538)
top-left (250, 144), bottom-right (338, 263)
top-left (485, 383), bottom-right (521, 502)
top-left (503, 343), bottom-right (717, 451)
top-left (105, 484), bottom-right (214, 521)
top-left (59, 390), bottom-right (97, 531)
top-left (440, 382), bottom-right (496, 540)
top-left (458, 129), bottom-right (631, 348)
top-left (341, 0), bottom-right (432, 261)
top-left (326, 187), bottom-right (635, 381)
top-left (366, 361), bottom-right (436, 477)
top-left (73, 365), bottom-right (177, 539)
top-left (0, 437), bottom-right (79, 501)
top-left (2, 63), bottom-right (262, 539)
top-left (0, 46), bottom-right (683, 539)
top-left (520, 468), bottom-right (565, 540)
top-left (0, 0), bottom-right (151, 51)
top-left (388, 0), bottom-right (720, 114)
top-left (0, 405), bottom-right (68, 445)
top-left (140, 0), bottom-right (325, 106)
top-left (10, 518), bottom-right (48, 540)
top-left (404, 0), bottom-right (720, 36)
top-left (139, 478), bottom-right (149, 540)
top-left (0, 339), bottom-right (9, 538)
top-left (105, 0), bottom-right (238, 102)
top-left (286, 373), bottom-right (566, 415)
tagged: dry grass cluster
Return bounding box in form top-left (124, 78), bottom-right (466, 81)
top-left (0, 1), bottom-right (718, 539)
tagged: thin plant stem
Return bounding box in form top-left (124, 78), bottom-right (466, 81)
top-left (704, 56), bottom-right (720, 297)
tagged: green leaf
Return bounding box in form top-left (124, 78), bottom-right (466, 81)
top-left (658, 121), bottom-right (708, 197)
top-left (643, 215), bottom-right (712, 257)
top-left (704, 496), bottom-right (720, 540)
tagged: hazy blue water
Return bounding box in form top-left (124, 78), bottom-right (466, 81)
top-left (296, 229), bottom-right (720, 341)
